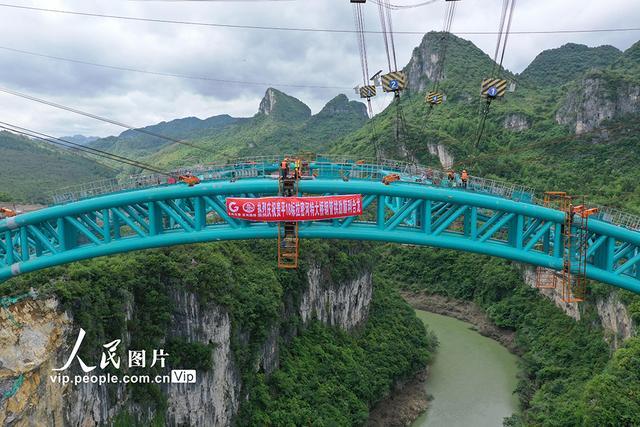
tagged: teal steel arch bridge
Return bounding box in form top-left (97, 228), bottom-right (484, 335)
top-left (1, 157), bottom-right (640, 294)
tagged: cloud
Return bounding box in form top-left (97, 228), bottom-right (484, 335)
top-left (0, 0), bottom-right (637, 137)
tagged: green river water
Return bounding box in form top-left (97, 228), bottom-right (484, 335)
top-left (412, 310), bottom-right (520, 427)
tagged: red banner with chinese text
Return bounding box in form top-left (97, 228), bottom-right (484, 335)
top-left (226, 195), bottom-right (363, 222)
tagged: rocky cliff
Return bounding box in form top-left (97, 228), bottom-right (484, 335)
top-left (503, 113), bottom-right (531, 132)
top-left (520, 265), bottom-right (635, 349)
top-left (0, 298), bottom-right (70, 427)
top-left (426, 143), bottom-right (454, 169)
top-left (0, 263), bottom-right (373, 426)
top-left (301, 265), bottom-right (372, 330)
top-left (404, 32), bottom-right (506, 99)
top-left (164, 290), bottom-right (240, 427)
top-left (257, 87), bottom-right (311, 122)
top-left (555, 72), bottom-right (640, 134)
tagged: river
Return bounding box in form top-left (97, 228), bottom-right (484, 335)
top-left (412, 310), bottom-right (519, 427)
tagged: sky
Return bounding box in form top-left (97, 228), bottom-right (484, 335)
top-left (0, 0), bottom-right (638, 138)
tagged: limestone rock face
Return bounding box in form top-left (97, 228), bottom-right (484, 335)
top-left (1, 264), bottom-right (374, 426)
top-left (520, 265), bottom-right (581, 321)
top-left (555, 74), bottom-right (640, 134)
top-left (520, 265), bottom-right (635, 349)
top-left (595, 293), bottom-right (634, 349)
top-left (503, 114), bottom-right (530, 132)
top-left (258, 88), bottom-right (279, 116)
top-left (257, 87), bottom-right (311, 122)
top-left (300, 266), bottom-right (373, 331)
top-left (164, 289), bottom-right (240, 427)
top-left (426, 143), bottom-right (454, 169)
top-left (0, 298), bottom-right (71, 427)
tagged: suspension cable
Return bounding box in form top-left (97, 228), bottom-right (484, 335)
top-left (497, 0), bottom-right (516, 77)
top-left (384, 0), bottom-right (399, 71)
top-left (369, 0), bottom-right (439, 10)
top-left (377, 1), bottom-right (392, 72)
top-left (475, 0), bottom-right (517, 149)
top-left (491, 0), bottom-right (509, 76)
top-left (433, 0), bottom-right (457, 93)
top-left (418, 0), bottom-right (458, 140)
top-left (352, 5), bottom-right (367, 86)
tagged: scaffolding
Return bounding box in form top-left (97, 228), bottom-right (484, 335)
top-left (277, 163), bottom-right (300, 269)
top-left (535, 192), bottom-right (569, 290)
top-left (564, 204), bottom-right (599, 302)
top-left (535, 192), bottom-right (598, 302)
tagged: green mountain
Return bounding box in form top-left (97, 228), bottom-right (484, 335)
top-left (83, 89), bottom-right (367, 168)
top-left (328, 32), bottom-right (640, 426)
top-left (88, 114), bottom-right (238, 158)
top-left (257, 87), bottom-right (311, 122)
top-left (404, 31), bottom-right (514, 99)
top-left (0, 131), bottom-right (114, 203)
top-left (519, 43), bottom-right (622, 86)
top-left (143, 89), bottom-right (368, 167)
top-left (331, 32), bottom-right (640, 212)
top-left (618, 40), bottom-right (640, 67)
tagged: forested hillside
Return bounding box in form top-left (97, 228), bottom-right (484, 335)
top-left (330, 33), bottom-right (640, 213)
top-left (87, 89), bottom-right (369, 168)
top-left (1, 241), bottom-right (435, 426)
top-left (0, 131), bottom-right (114, 203)
top-left (519, 43), bottom-right (622, 86)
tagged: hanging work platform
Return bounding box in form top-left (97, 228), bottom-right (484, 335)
top-left (278, 171), bottom-right (300, 269)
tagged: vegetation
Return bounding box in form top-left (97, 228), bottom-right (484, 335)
top-left (375, 244), bottom-right (612, 426)
top-left (331, 33), bottom-right (640, 215)
top-left (89, 114), bottom-right (238, 158)
top-left (519, 43), bottom-right (622, 86)
top-left (0, 131), bottom-right (114, 203)
top-left (2, 242), bottom-right (284, 415)
top-left (85, 90), bottom-right (368, 170)
top-left (2, 240), bottom-right (431, 425)
top-left (581, 337), bottom-right (640, 426)
top-left (242, 279), bottom-right (436, 426)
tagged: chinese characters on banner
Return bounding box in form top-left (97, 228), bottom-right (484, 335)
top-left (226, 195), bottom-right (363, 222)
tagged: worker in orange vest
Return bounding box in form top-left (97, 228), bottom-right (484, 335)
top-left (461, 169), bottom-right (469, 188)
top-left (0, 207), bottom-right (17, 218)
top-left (280, 158), bottom-right (289, 179)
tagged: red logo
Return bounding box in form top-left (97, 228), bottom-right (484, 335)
top-left (243, 202), bottom-right (256, 213)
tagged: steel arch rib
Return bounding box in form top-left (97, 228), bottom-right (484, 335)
top-left (1, 178), bottom-right (640, 294)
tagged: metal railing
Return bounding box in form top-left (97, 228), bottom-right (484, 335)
top-left (591, 204), bottom-right (640, 231)
top-left (48, 155), bottom-right (640, 232)
top-left (50, 160), bottom-right (278, 204)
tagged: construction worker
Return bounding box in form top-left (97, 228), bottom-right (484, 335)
top-left (0, 207), bottom-right (17, 219)
top-left (461, 169), bottom-right (469, 189)
top-left (178, 172), bottom-right (200, 187)
top-left (447, 169), bottom-right (455, 186)
top-left (280, 158), bottom-right (289, 179)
